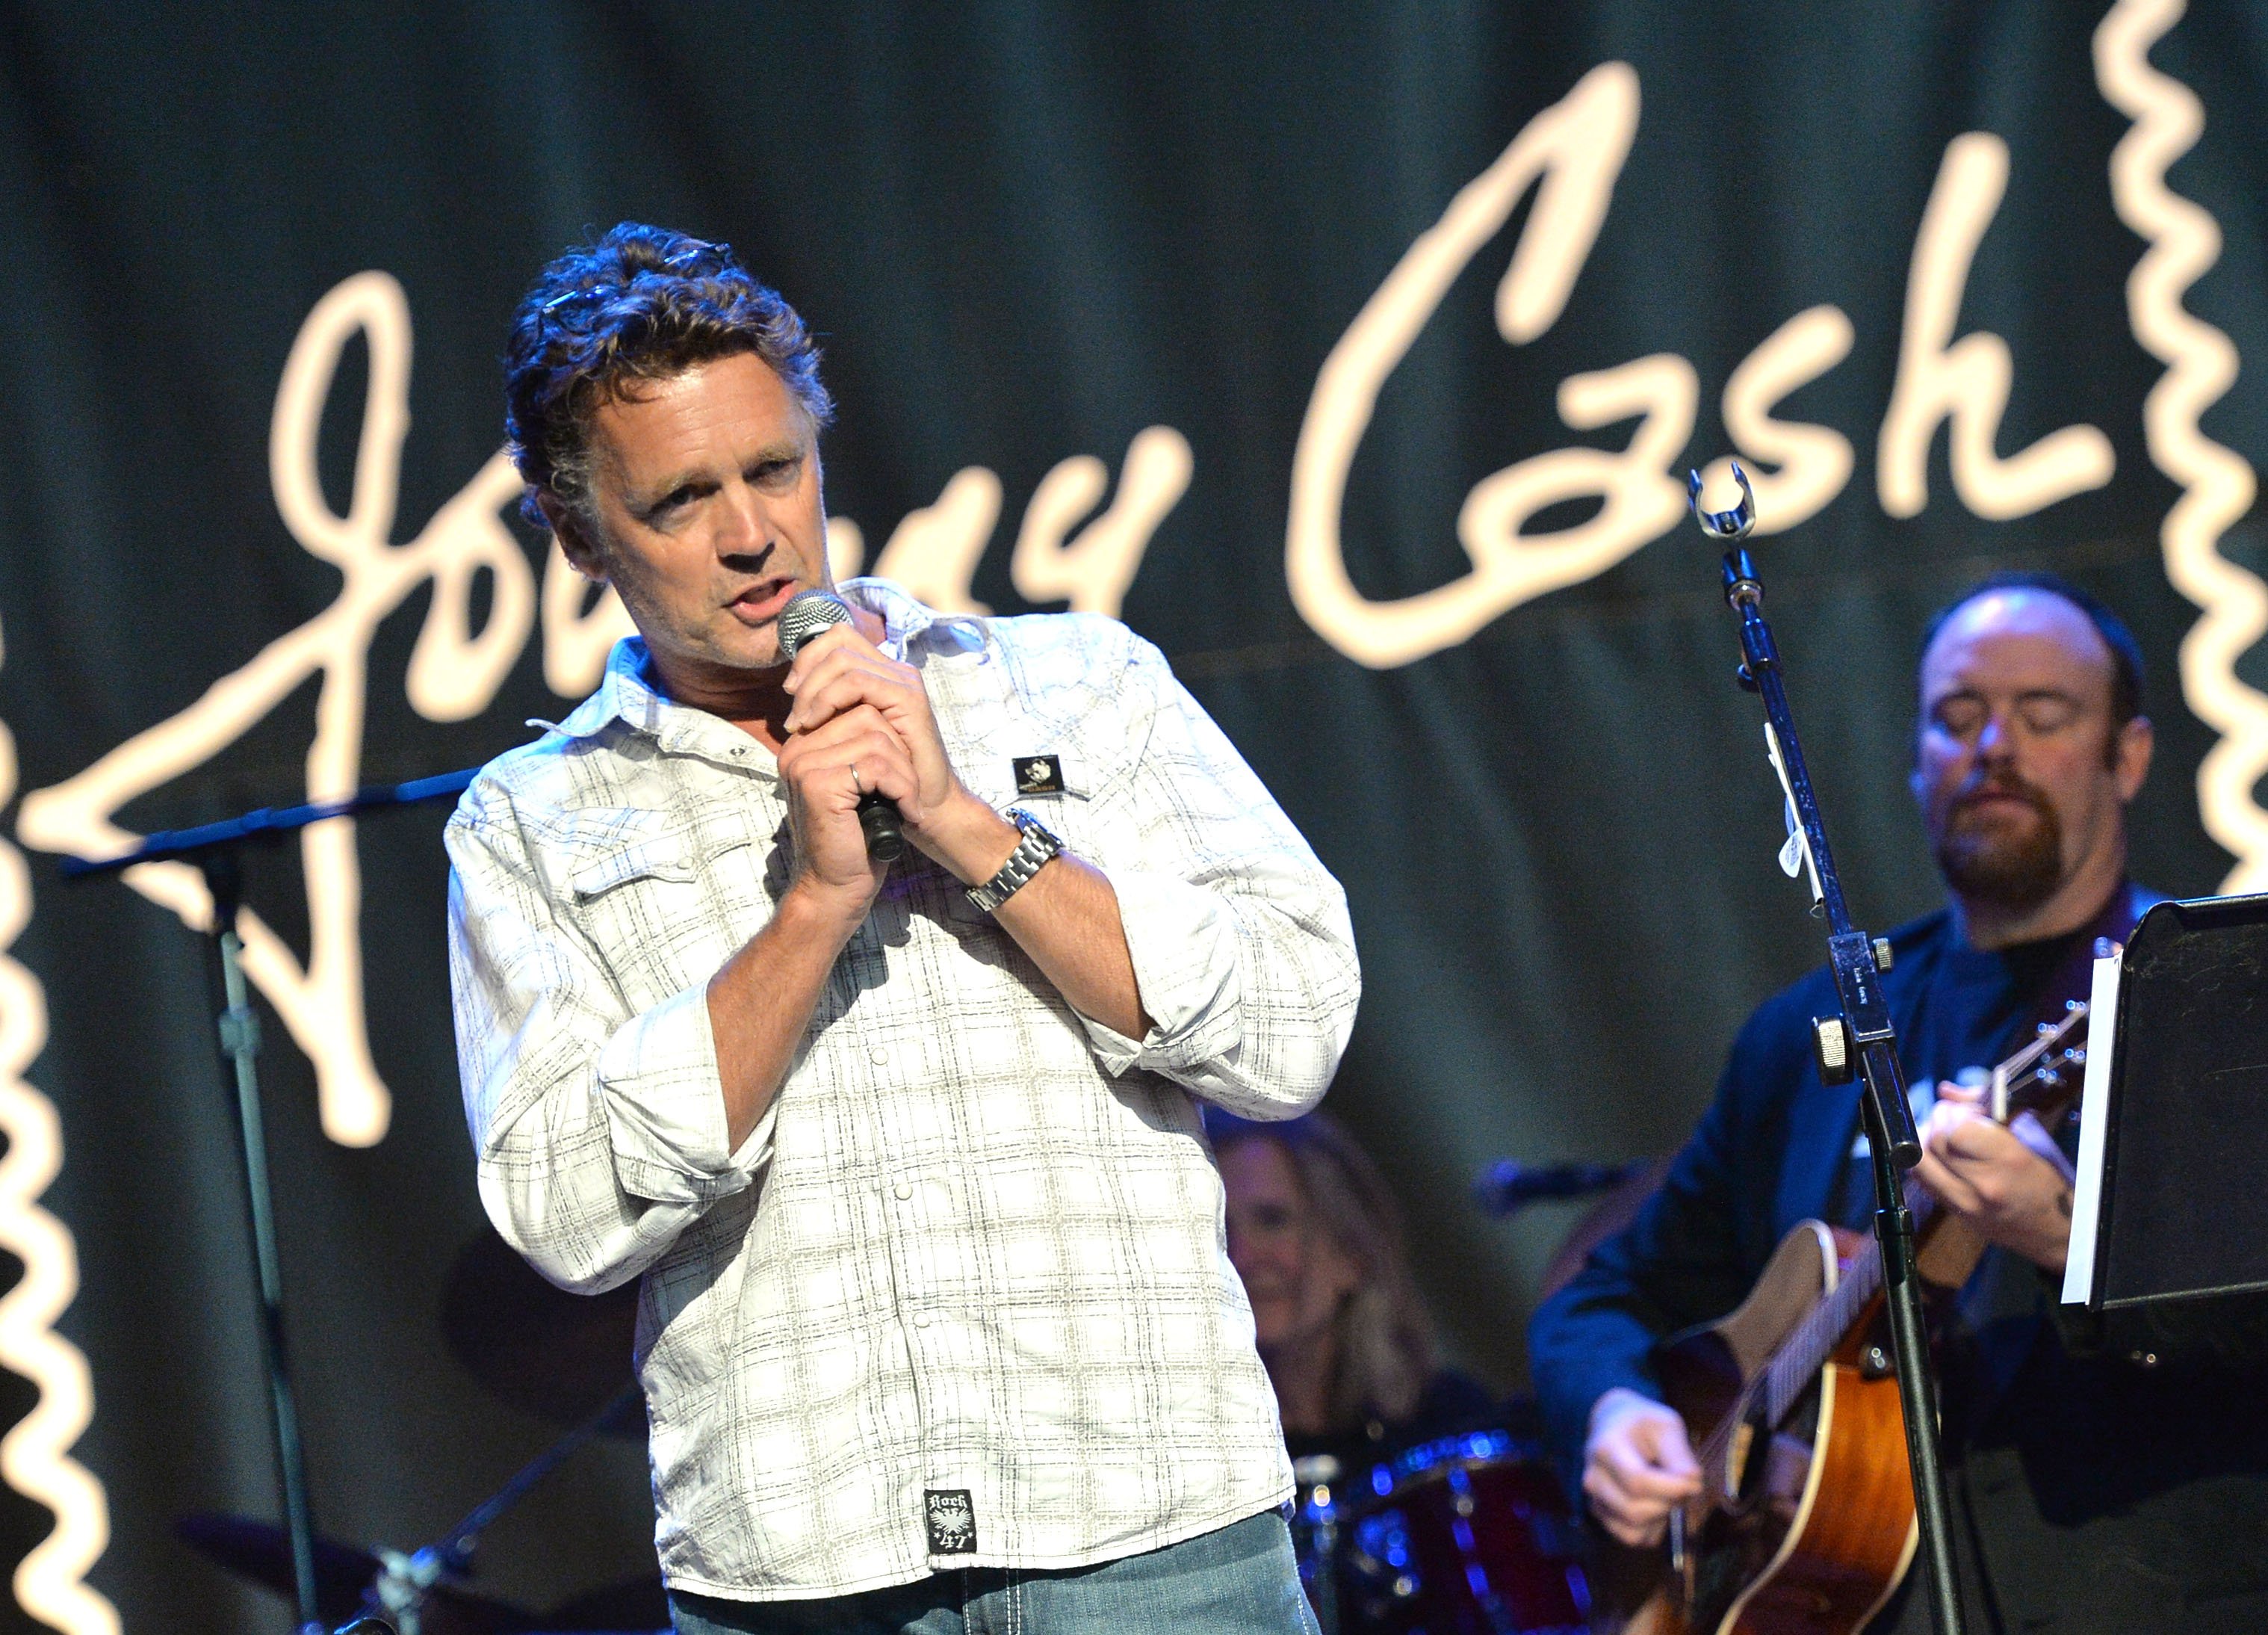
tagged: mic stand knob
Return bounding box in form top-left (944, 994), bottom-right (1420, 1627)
top-left (372, 1543), bottom-right (453, 1635)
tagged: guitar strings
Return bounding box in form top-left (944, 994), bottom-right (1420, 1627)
top-left (1690, 1016), bottom-right (2089, 1490)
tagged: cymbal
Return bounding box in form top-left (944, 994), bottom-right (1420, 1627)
top-left (174, 1513), bottom-right (533, 1633)
top-left (443, 1229), bottom-right (643, 1433)
top-left (176, 1512), bottom-right (379, 1625)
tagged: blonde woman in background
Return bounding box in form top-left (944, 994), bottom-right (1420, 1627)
top-left (1206, 1108), bottom-right (1502, 1468)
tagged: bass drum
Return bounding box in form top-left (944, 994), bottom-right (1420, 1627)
top-left (1291, 1430), bottom-right (1590, 1635)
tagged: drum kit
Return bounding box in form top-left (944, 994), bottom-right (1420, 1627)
top-left (177, 1230), bottom-right (668, 1635)
top-left (1271, 1160), bottom-right (1676, 1635)
top-left (185, 1246), bottom-right (1606, 1635)
top-left (179, 1175), bottom-right (1643, 1635)
top-left (1289, 1429), bottom-right (1590, 1635)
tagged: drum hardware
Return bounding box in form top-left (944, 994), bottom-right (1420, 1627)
top-left (173, 1513), bottom-right (525, 1634)
top-left (365, 1384), bottom-right (643, 1634)
top-left (317, 1227), bottom-right (652, 1633)
top-left (1291, 1454), bottom-right (1345, 1634)
top-left (178, 1356), bottom-right (660, 1633)
top-left (1289, 1429), bottom-right (1588, 1635)
top-left (179, 1383), bottom-right (662, 1633)
top-left (1471, 1160), bottom-right (1651, 1218)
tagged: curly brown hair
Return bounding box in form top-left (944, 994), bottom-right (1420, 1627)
top-left (502, 223), bottom-right (835, 529)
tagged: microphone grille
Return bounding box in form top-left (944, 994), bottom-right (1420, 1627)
top-left (776, 590), bottom-right (851, 660)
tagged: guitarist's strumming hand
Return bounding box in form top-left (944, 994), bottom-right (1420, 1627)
top-left (1583, 1386), bottom-right (1704, 1547)
top-left (1912, 1081), bottom-right (2078, 1273)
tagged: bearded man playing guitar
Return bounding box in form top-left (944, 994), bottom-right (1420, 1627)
top-left (1531, 575), bottom-right (2268, 1633)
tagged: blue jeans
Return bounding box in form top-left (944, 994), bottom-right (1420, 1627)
top-left (668, 1508), bottom-right (1319, 1634)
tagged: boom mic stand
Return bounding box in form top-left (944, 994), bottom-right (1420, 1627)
top-left (62, 769), bottom-right (478, 1635)
top-left (1689, 466), bottom-right (1968, 1635)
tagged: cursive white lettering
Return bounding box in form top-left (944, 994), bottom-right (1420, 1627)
top-left (1696, 304), bottom-right (1856, 537)
top-left (1878, 133), bottom-right (2116, 520)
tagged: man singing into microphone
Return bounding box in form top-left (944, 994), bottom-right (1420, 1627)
top-left (446, 224), bottom-right (1360, 1632)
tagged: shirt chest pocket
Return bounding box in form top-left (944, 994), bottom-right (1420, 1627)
top-left (560, 812), bottom-right (763, 1004)
top-left (944, 746), bottom-right (1106, 927)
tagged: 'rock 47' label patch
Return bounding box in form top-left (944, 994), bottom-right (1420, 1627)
top-left (925, 1489), bottom-right (977, 1554)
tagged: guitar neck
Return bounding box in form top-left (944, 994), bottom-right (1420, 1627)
top-left (1756, 1005), bottom-right (2089, 1429)
top-left (1762, 1226), bottom-right (1888, 1427)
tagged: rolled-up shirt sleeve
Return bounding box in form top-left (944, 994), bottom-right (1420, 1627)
top-left (594, 983), bottom-right (778, 1202)
top-left (1076, 636), bottom-right (1361, 1118)
top-left (446, 787), bottom-right (769, 1295)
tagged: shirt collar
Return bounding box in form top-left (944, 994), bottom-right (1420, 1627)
top-left (548, 576), bottom-right (981, 744)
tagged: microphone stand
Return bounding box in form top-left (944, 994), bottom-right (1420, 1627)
top-left (62, 769), bottom-right (478, 1635)
top-left (1689, 467), bottom-right (1968, 1635)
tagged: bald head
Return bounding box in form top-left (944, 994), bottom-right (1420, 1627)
top-left (1918, 574), bottom-right (2145, 738)
top-left (1912, 584), bottom-right (2153, 948)
top-left (1921, 588), bottom-right (2121, 744)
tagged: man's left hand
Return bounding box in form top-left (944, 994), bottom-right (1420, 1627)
top-left (1912, 1081), bottom-right (2075, 1273)
top-left (781, 621), bottom-right (1020, 883)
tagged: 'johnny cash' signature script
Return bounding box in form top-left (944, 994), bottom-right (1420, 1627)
top-left (13, 5), bottom-right (2266, 1155)
top-left (12, 273), bottom-right (1186, 1146)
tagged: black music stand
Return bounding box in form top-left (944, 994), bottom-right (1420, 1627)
top-left (2066, 892), bottom-right (2268, 1310)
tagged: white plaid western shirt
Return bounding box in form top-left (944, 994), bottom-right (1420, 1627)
top-left (445, 581), bottom-right (1360, 1601)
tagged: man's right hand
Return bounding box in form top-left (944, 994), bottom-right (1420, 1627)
top-left (774, 696), bottom-right (916, 915)
top-left (1583, 1387), bottom-right (1703, 1548)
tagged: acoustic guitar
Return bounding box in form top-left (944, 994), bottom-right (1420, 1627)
top-left (1593, 1001), bottom-right (2092, 1635)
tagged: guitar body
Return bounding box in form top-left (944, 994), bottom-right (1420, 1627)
top-left (1590, 1222), bottom-right (1918, 1635)
top-left (1580, 1007), bottom-right (2089, 1635)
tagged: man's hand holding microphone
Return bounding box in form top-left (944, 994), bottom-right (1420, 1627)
top-left (772, 591), bottom-right (1026, 920)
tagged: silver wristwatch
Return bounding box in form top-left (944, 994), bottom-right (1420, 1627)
top-left (966, 808), bottom-right (1063, 913)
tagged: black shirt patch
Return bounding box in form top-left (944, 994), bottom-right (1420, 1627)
top-left (924, 1488), bottom-right (977, 1554)
top-left (1013, 755), bottom-right (1063, 795)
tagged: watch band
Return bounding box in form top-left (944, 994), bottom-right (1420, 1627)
top-left (967, 808), bottom-right (1063, 913)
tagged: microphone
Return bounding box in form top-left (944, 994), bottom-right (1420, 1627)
top-left (1471, 1158), bottom-right (1648, 1218)
top-left (775, 590), bottom-right (907, 863)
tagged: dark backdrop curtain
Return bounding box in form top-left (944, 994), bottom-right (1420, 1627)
top-left (0, 3), bottom-right (2262, 1631)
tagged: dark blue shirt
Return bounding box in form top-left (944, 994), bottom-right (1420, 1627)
top-left (1528, 888), bottom-right (2268, 1631)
